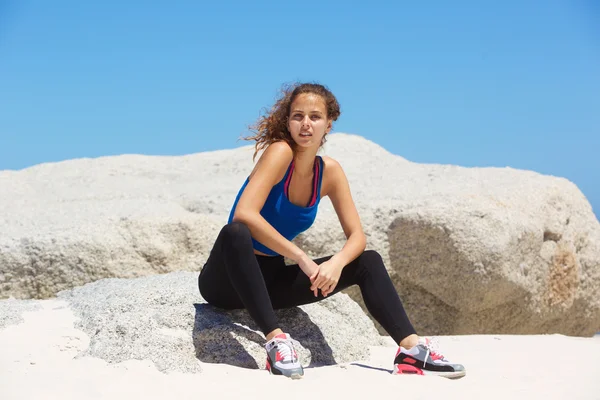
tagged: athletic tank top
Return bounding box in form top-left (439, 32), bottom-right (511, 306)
top-left (227, 156), bottom-right (324, 256)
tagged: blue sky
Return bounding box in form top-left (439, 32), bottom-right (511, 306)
top-left (1, 1), bottom-right (598, 219)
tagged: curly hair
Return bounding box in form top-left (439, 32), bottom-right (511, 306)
top-left (242, 82), bottom-right (341, 161)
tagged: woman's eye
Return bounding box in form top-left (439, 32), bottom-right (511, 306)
top-left (311, 115), bottom-right (320, 120)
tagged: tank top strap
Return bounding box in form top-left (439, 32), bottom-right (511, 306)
top-left (315, 156), bottom-right (325, 199)
top-left (285, 157), bottom-right (323, 207)
top-left (283, 160), bottom-right (295, 197)
top-left (309, 157), bottom-right (319, 207)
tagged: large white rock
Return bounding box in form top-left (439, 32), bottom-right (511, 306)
top-left (0, 147), bottom-right (249, 299)
top-left (52, 271), bottom-right (387, 373)
top-left (1, 133), bottom-right (599, 336)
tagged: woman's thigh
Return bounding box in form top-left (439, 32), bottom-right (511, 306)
top-left (198, 251), bottom-right (245, 310)
top-left (267, 255), bottom-right (352, 309)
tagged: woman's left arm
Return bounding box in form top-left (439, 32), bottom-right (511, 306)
top-left (310, 158), bottom-right (367, 296)
top-left (325, 157), bottom-right (367, 266)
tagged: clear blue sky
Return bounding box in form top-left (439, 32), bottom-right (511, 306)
top-left (1, 1), bottom-right (598, 219)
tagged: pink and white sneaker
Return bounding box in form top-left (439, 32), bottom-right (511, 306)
top-left (265, 333), bottom-right (304, 379)
top-left (393, 337), bottom-right (466, 379)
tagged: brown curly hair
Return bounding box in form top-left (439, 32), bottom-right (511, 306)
top-left (242, 82), bottom-right (341, 161)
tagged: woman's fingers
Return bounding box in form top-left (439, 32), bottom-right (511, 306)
top-left (318, 279), bottom-right (337, 296)
top-left (310, 274), bottom-right (322, 291)
top-left (323, 280), bottom-right (339, 297)
top-left (312, 278), bottom-right (325, 293)
top-left (310, 270), bottom-right (319, 282)
top-left (312, 273), bottom-right (329, 289)
top-left (311, 274), bottom-right (326, 296)
top-left (310, 272), bottom-right (338, 297)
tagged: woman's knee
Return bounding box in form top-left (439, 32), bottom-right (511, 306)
top-left (221, 221), bottom-right (253, 243)
top-left (198, 271), bottom-right (209, 299)
top-left (357, 250), bottom-right (386, 272)
top-left (361, 249), bottom-right (383, 263)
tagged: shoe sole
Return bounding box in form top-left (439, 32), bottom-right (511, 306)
top-left (287, 372), bottom-right (303, 380)
top-left (425, 370), bottom-right (466, 379)
top-left (266, 361), bottom-right (304, 379)
top-left (268, 368), bottom-right (304, 379)
top-left (393, 364), bottom-right (466, 379)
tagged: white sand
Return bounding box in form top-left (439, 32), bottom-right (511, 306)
top-left (1, 300), bottom-right (599, 400)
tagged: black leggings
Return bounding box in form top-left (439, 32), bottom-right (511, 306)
top-left (198, 222), bottom-right (416, 344)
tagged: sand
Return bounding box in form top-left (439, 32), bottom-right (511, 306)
top-left (1, 299), bottom-right (599, 400)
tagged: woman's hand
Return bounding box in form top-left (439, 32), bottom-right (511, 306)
top-left (297, 254), bottom-right (321, 296)
top-left (310, 259), bottom-right (344, 297)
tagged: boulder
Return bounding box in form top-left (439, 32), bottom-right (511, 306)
top-left (54, 271), bottom-right (388, 373)
top-left (0, 297), bottom-right (41, 329)
top-left (0, 148), bottom-right (245, 299)
top-left (2, 133), bottom-right (599, 336)
top-left (305, 136), bottom-right (600, 336)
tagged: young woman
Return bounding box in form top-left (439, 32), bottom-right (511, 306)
top-left (198, 82), bottom-right (466, 379)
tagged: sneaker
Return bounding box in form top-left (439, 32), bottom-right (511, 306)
top-left (393, 337), bottom-right (466, 379)
top-left (264, 333), bottom-right (304, 379)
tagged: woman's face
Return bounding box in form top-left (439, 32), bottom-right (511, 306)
top-left (287, 93), bottom-right (332, 149)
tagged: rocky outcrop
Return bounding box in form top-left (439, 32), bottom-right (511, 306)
top-left (54, 271), bottom-right (388, 372)
top-left (2, 134), bottom-right (599, 336)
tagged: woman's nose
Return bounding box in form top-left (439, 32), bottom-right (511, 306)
top-left (301, 115), bottom-right (311, 128)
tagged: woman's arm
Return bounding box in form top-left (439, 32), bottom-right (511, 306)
top-left (231, 141), bottom-right (307, 263)
top-left (309, 157), bottom-right (367, 296)
top-left (323, 157), bottom-right (367, 266)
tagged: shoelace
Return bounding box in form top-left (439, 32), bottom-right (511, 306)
top-left (422, 337), bottom-right (445, 364)
top-left (273, 337), bottom-right (301, 362)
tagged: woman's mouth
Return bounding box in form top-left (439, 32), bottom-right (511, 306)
top-left (300, 132), bottom-right (312, 137)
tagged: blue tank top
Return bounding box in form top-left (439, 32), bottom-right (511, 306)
top-left (227, 156), bottom-right (324, 256)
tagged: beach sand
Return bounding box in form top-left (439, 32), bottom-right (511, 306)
top-left (1, 300), bottom-right (599, 400)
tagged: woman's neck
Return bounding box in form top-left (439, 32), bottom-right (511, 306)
top-left (293, 148), bottom-right (318, 178)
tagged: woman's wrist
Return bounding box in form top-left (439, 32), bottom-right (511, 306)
top-left (329, 253), bottom-right (348, 268)
top-left (291, 248), bottom-right (307, 264)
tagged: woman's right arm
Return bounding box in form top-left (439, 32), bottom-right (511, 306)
top-left (231, 142), bottom-right (313, 270)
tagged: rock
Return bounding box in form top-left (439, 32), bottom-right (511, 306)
top-left (2, 133), bottom-right (599, 336)
top-left (55, 271), bottom-right (387, 373)
top-left (0, 298), bottom-right (41, 329)
top-left (0, 213), bottom-right (223, 299)
top-left (312, 136), bottom-right (600, 337)
top-left (0, 146), bottom-right (239, 299)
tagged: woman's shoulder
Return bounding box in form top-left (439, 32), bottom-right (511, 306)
top-left (320, 155), bottom-right (343, 171)
top-left (259, 141), bottom-right (294, 167)
top-left (249, 141), bottom-right (294, 181)
top-left (320, 155), bottom-right (347, 197)
top-left (265, 141), bottom-right (294, 158)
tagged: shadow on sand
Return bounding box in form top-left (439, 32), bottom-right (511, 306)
top-left (192, 303), bottom-right (336, 369)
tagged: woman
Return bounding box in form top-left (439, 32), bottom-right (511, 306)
top-left (198, 82), bottom-right (465, 379)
